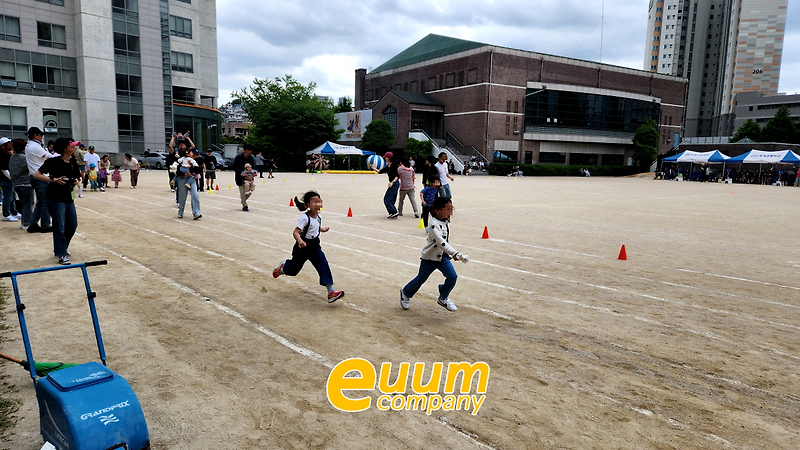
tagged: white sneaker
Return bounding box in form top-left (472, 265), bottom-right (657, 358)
top-left (2, 216), bottom-right (19, 222)
top-left (400, 289), bottom-right (410, 310)
top-left (20, 224), bottom-right (29, 231)
top-left (437, 297), bottom-right (457, 311)
top-left (78, 194), bottom-right (83, 198)
top-left (14, 213), bottom-right (22, 219)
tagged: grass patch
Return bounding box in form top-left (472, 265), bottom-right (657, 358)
top-left (0, 284), bottom-right (20, 442)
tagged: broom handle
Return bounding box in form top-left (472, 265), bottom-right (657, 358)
top-left (0, 352), bottom-right (23, 364)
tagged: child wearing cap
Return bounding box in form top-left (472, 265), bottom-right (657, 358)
top-left (87, 164), bottom-right (99, 191)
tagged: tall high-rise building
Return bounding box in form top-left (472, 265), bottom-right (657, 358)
top-left (0, 0), bottom-right (220, 155)
top-left (644, 0), bottom-right (787, 137)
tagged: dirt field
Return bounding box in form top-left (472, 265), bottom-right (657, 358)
top-left (1, 170), bottom-right (798, 449)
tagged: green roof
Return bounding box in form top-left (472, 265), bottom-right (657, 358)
top-left (370, 34), bottom-right (487, 74)
top-left (389, 90), bottom-right (443, 106)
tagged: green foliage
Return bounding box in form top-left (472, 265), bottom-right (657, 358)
top-left (730, 119), bottom-right (762, 143)
top-left (632, 117), bottom-right (659, 168)
top-left (760, 105), bottom-right (798, 144)
top-left (360, 119), bottom-right (395, 153)
top-left (234, 75), bottom-right (344, 171)
top-left (221, 135), bottom-right (245, 146)
top-left (488, 163), bottom-right (645, 177)
top-left (404, 138), bottom-right (434, 162)
top-left (337, 96), bottom-right (353, 113)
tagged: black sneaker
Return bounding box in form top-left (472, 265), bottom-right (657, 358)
top-left (40, 227), bottom-right (53, 233)
top-left (27, 224), bottom-right (41, 233)
top-left (193, 214), bottom-right (202, 220)
top-left (242, 206), bottom-right (249, 212)
top-left (58, 255), bottom-right (70, 265)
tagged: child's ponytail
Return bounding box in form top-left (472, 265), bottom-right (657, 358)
top-left (295, 190), bottom-right (321, 211)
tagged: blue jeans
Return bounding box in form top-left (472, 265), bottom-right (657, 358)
top-left (439, 183), bottom-right (452, 199)
top-left (30, 177), bottom-right (51, 228)
top-left (383, 182), bottom-right (400, 214)
top-left (177, 176), bottom-right (200, 217)
top-left (0, 178), bottom-right (17, 217)
top-left (14, 185), bottom-right (34, 226)
top-left (402, 257), bottom-right (458, 301)
top-left (47, 199), bottom-right (77, 257)
top-left (282, 238), bottom-right (333, 286)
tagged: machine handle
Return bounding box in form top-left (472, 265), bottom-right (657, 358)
top-left (84, 260), bottom-right (108, 267)
top-left (0, 271), bottom-right (10, 279)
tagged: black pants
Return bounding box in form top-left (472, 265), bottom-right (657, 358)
top-left (421, 206), bottom-right (433, 227)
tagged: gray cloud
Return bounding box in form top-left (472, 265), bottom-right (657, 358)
top-left (216, 0), bottom-right (800, 102)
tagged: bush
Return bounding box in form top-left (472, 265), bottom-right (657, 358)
top-left (488, 163), bottom-right (645, 177)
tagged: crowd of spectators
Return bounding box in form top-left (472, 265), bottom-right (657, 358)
top-left (656, 164), bottom-right (800, 186)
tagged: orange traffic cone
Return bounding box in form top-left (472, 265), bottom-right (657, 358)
top-left (618, 245), bottom-right (627, 260)
top-left (481, 226), bottom-right (490, 239)
top-left (289, 198), bottom-right (294, 207)
top-left (215, 185), bottom-right (219, 190)
top-left (347, 207), bottom-right (353, 217)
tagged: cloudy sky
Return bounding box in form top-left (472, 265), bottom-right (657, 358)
top-left (216, 0), bottom-right (800, 105)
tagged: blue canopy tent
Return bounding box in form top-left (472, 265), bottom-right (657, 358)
top-left (306, 142), bottom-right (375, 171)
top-left (662, 150), bottom-right (730, 181)
top-left (725, 150), bottom-right (800, 184)
top-left (725, 149), bottom-right (800, 164)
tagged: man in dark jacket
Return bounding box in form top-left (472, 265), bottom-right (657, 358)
top-left (233, 144), bottom-right (256, 211)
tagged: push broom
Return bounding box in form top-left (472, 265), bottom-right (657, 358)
top-left (0, 351), bottom-right (78, 376)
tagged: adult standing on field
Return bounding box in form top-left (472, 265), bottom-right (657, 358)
top-left (83, 145), bottom-right (102, 191)
top-left (10, 139), bottom-right (33, 229)
top-left (0, 137), bottom-right (20, 222)
top-left (370, 151), bottom-right (400, 219)
top-left (254, 151), bottom-right (265, 178)
top-left (435, 152), bottom-right (454, 198)
top-left (124, 153), bottom-right (140, 188)
top-left (25, 126), bottom-right (55, 233)
top-left (33, 138), bottom-right (81, 265)
top-left (233, 144), bottom-right (257, 211)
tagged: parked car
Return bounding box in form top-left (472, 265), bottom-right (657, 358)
top-left (209, 151), bottom-right (231, 169)
top-left (139, 151), bottom-right (169, 170)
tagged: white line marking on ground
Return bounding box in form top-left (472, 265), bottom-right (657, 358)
top-left (74, 232), bottom-right (334, 368)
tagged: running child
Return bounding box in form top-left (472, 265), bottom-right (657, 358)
top-left (273, 191), bottom-right (344, 303)
top-left (400, 196), bottom-right (468, 312)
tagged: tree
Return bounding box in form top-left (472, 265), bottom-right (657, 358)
top-left (360, 119), bottom-right (395, 153)
top-left (233, 75), bottom-right (343, 171)
top-left (760, 105), bottom-right (798, 144)
top-left (405, 137), bottom-right (433, 162)
top-left (631, 118), bottom-right (659, 168)
top-left (337, 96), bottom-right (353, 113)
top-left (730, 119), bottom-right (762, 143)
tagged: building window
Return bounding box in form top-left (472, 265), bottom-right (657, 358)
top-left (0, 105), bottom-right (27, 139)
top-left (116, 73), bottom-right (143, 97)
top-left (505, 116), bottom-right (510, 135)
top-left (114, 33), bottom-right (140, 58)
top-left (170, 51), bottom-right (193, 73)
top-left (0, 15), bottom-right (22, 43)
top-left (169, 15), bottom-right (192, 39)
top-left (174, 0), bottom-right (191, 3)
top-left (112, 0), bottom-right (139, 15)
top-left (37, 0), bottom-right (65, 5)
top-left (0, 51), bottom-right (79, 97)
top-left (37, 22), bottom-right (67, 49)
top-left (382, 106), bottom-right (397, 136)
top-left (42, 109), bottom-right (72, 139)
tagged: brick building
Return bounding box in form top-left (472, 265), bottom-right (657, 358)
top-left (356, 34), bottom-right (687, 165)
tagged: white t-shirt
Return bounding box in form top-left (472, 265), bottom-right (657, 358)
top-left (84, 152), bottom-right (101, 169)
top-left (25, 140), bottom-right (55, 175)
top-left (435, 161), bottom-right (450, 186)
top-left (296, 213), bottom-right (321, 239)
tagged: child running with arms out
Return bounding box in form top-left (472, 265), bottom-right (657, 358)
top-left (400, 196), bottom-right (468, 311)
top-left (273, 191), bottom-right (344, 303)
